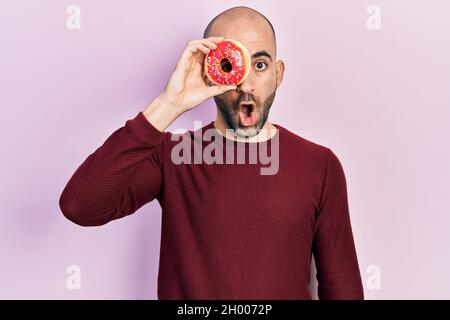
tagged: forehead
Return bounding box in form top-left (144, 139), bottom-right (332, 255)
top-left (209, 17), bottom-right (275, 58)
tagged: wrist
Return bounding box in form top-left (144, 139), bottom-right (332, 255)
top-left (143, 93), bottom-right (184, 132)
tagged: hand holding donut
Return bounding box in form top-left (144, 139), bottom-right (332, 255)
top-left (162, 37), bottom-right (239, 111)
top-left (144, 37), bottom-right (247, 131)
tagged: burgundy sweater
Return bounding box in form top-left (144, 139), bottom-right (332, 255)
top-left (59, 112), bottom-right (364, 300)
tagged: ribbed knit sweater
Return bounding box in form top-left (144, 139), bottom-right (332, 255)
top-left (59, 112), bottom-right (364, 300)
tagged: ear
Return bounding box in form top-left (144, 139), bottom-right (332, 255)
top-left (275, 60), bottom-right (285, 89)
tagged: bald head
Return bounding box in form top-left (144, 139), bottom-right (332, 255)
top-left (204, 6), bottom-right (285, 138)
top-left (203, 6), bottom-right (277, 58)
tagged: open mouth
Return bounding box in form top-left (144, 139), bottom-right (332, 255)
top-left (239, 102), bottom-right (256, 127)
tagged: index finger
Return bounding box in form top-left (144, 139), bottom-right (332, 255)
top-left (206, 36), bottom-right (224, 42)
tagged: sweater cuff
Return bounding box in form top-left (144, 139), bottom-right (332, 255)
top-left (127, 111), bottom-right (165, 147)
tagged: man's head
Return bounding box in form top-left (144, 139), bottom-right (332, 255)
top-left (203, 6), bottom-right (285, 138)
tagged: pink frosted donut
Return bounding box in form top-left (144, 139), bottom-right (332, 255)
top-left (204, 39), bottom-right (251, 86)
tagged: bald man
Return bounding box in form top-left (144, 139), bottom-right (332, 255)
top-left (60, 6), bottom-right (364, 300)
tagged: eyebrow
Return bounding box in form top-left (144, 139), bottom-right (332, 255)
top-left (251, 50), bottom-right (273, 62)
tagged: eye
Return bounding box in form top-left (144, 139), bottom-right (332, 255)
top-left (254, 61), bottom-right (268, 71)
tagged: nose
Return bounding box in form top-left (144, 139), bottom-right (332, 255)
top-left (237, 71), bottom-right (255, 95)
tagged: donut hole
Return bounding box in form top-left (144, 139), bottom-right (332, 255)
top-left (220, 58), bottom-right (233, 73)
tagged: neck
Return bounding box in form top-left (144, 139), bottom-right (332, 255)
top-left (213, 113), bottom-right (277, 143)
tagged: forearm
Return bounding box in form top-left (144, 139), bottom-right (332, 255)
top-left (143, 93), bottom-right (184, 132)
top-left (316, 256), bottom-right (364, 300)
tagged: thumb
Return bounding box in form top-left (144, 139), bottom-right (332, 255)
top-left (208, 85), bottom-right (237, 98)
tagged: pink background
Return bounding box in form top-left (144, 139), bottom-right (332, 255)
top-left (1, 0), bottom-right (449, 299)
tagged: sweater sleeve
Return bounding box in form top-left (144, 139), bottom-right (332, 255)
top-left (312, 149), bottom-right (364, 300)
top-left (59, 112), bottom-right (165, 227)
